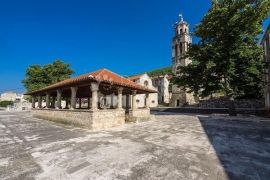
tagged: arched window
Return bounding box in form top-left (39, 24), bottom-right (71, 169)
top-left (180, 29), bottom-right (183, 34)
top-left (180, 43), bottom-right (183, 54)
top-left (144, 80), bottom-right (149, 88)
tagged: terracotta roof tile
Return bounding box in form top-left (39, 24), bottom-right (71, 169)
top-left (26, 69), bottom-right (157, 95)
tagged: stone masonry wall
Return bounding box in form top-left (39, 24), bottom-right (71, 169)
top-left (91, 109), bottom-right (125, 131)
top-left (198, 99), bottom-right (265, 109)
top-left (31, 109), bottom-right (125, 130)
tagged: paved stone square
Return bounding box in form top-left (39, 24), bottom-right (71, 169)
top-left (0, 111), bottom-right (270, 180)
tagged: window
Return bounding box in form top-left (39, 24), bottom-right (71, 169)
top-left (180, 29), bottom-right (183, 33)
top-left (144, 81), bottom-right (149, 88)
top-left (180, 43), bottom-right (183, 54)
top-left (175, 45), bottom-right (178, 57)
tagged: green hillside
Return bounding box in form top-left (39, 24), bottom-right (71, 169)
top-left (147, 67), bottom-right (172, 77)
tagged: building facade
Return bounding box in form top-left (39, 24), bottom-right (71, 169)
top-left (170, 15), bottom-right (196, 107)
top-left (128, 74), bottom-right (158, 108)
top-left (0, 92), bottom-right (23, 102)
top-left (262, 24), bottom-right (270, 110)
top-left (152, 75), bottom-right (171, 104)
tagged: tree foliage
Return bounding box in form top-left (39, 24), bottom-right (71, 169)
top-left (174, 0), bottom-right (270, 99)
top-left (0, 101), bottom-right (14, 107)
top-left (147, 67), bottom-right (172, 77)
top-left (22, 59), bottom-right (74, 92)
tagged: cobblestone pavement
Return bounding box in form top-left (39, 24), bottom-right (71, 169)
top-left (1, 111), bottom-right (270, 180)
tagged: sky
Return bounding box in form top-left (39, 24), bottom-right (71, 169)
top-left (0, 0), bottom-right (269, 93)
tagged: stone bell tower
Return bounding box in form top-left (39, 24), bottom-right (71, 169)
top-left (170, 14), bottom-right (195, 107)
top-left (172, 14), bottom-right (192, 75)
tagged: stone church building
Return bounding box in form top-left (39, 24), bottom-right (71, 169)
top-left (128, 74), bottom-right (158, 108)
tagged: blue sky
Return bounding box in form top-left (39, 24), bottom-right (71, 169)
top-left (0, 0), bottom-right (269, 93)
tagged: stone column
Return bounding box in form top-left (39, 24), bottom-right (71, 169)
top-left (79, 98), bottom-right (82, 109)
top-left (87, 98), bottom-right (90, 109)
top-left (91, 83), bottom-right (99, 110)
top-left (132, 90), bottom-right (137, 110)
top-left (110, 94), bottom-right (114, 109)
top-left (51, 97), bottom-right (55, 108)
top-left (70, 87), bottom-right (78, 110)
top-left (38, 96), bottom-right (42, 108)
top-left (117, 87), bottom-right (123, 109)
top-left (46, 93), bottom-right (50, 108)
top-left (126, 94), bottom-right (130, 110)
top-left (145, 93), bottom-right (150, 108)
top-left (56, 90), bottom-right (62, 109)
top-left (65, 97), bottom-right (69, 109)
top-left (32, 96), bottom-right (36, 108)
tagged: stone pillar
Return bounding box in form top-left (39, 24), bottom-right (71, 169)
top-left (38, 96), bottom-right (42, 108)
top-left (111, 94), bottom-right (114, 108)
top-left (70, 87), bottom-right (78, 110)
top-left (65, 97), bottom-right (69, 109)
top-left (46, 93), bottom-right (50, 108)
top-left (145, 93), bottom-right (150, 108)
top-left (32, 96), bottom-right (36, 108)
top-left (126, 94), bottom-right (130, 110)
top-left (87, 98), bottom-right (90, 109)
top-left (132, 90), bottom-right (137, 110)
top-left (91, 83), bottom-right (99, 110)
top-left (56, 90), bottom-right (62, 109)
top-left (51, 96), bottom-right (56, 108)
top-left (79, 98), bottom-right (82, 109)
top-left (117, 87), bottom-right (123, 109)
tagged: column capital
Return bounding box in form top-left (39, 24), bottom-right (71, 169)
top-left (91, 82), bottom-right (99, 92)
top-left (132, 90), bottom-right (137, 95)
top-left (117, 87), bottom-right (123, 93)
top-left (71, 86), bottom-right (78, 92)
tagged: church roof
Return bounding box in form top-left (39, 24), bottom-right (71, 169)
top-left (25, 69), bottom-right (156, 95)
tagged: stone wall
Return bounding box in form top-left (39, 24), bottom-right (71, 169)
top-left (128, 108), bottom-right (154, 122)
top-left (198, 99), bottom-right (265, 109)
top-left (91, 109), bottom-right (125, 130)
top-left (31, 109), bottom-right (125, 130)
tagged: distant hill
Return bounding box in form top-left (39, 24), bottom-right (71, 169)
top-left (147, 67), bottom-right (172, 77)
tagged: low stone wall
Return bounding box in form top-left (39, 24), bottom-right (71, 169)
top-left (92, 109), bottom-right (125, 130)
top-left (31, 109), bottom-right (125, 130)
top-left (198, 99), bottom-right (264, 109)
top-left (151, 107), bottom-right (268, 116)
top-left (128, 108), bottom-right (155, 122)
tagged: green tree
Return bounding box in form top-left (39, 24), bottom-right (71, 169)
top-left (0, 101), bottom-right (14, 108)
top-left (174, 0), bottom-right (270, 115)
top-left (22, 59), bottom-right (74, 92)
top-left (147, 67), bottom-right (172, 77)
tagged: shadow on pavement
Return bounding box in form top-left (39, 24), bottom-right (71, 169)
top-left (198, 116), bottom-right (270, 180)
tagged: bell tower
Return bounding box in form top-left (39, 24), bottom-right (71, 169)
top-left (172, 14), bottom-right (192, 75)
top-left (170, 14), bottom-right (196, 107)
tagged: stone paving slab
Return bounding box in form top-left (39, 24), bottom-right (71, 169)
top-left (0, 111), bottom-right (270, 180)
